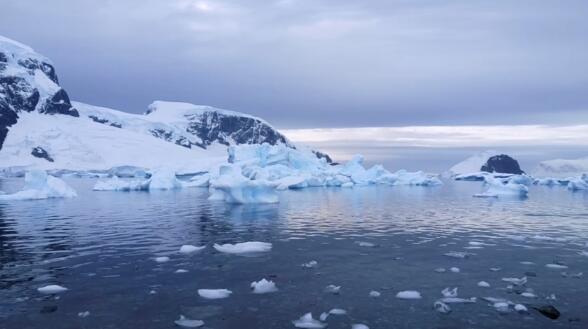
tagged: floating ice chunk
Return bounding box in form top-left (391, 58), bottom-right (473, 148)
top-left (534, 178), bottom-right (559, 186)
top-left (520, 261), bottom-right (535, 265)
top-left (440, 297), bottom-right (476, 304)
top-left (179, 245), bottom-right (206, 254)
top-left (78, 311), bottom-right (90, 318)
top-left (148, 168), bottom-right (182, 190)
top-left (502, 276), bottom-right (527, 286)
top-left (545, 263), bottom-right (568, 269)
top-left (208, 165), bottom-right (279, 204)
top-left (0, 170), bottom-right (77, 201)
top-left (213, 241), bottom-right (272, 254)
top-left (198, 289), bottom-right (232, 299)
top-left (546, 294), bottom-right (557, 300)
top-left (369, 290), bottom-right (381, 297)
top-left (396, 290), bottom-right (422, 299)
top-left (175, 269), bottom-right (189, 273)
top-left (482, 297), bottom-right (510, 304)
top-left (434, 267), bottom-right (446, 273)
top-left (450, 267), bottom-right (460, 273)
top-left (356, 241), bottom-right (377, 247)
top-left (174, 315), bottom-right (204, 328)
top-left (155, 256), bottom-right (170, 263)
top-left (292, 313), bottom-right (327, 329)
top-left (319, 313), bottom-right (329, 322)
top-left (477, 281), bottom-right (491, 288)
top-left (474, 176), bottom-right (528, 198)
top-left (521, 292), bottom-right (536, 298)
top-left (302, 260), bottom-right (318, 268)
top-left (494, 302), bottom-right (510, 313)
top-left (329, 308), bottom-right (347, 315)
top-left (93, 176), bottom-right (149, 191)
top-left (441, 287), bottom-right (458, 298)
top-left (341, 182), bottom-right (354, 188)
top-left (37, 285), bottom-right (68, 294)
top-left (325, 285), bottom-right (341, 294)
top-left (251, 278), bottom-right (278, 294)
top-left (184, 174), bottom-right (210, 188)
top-left (434, 301), bottom-right (451, 314)
top-left (514, 304), bottom-right (528, 313)
top-left (489, 267), bottom-right (502, 272)
top-left (444, 251), bottom-right (473, 259)
top-left (567, 174), bottom-right (588, 191)
top-left (352, 324), bottom-right (369, 329)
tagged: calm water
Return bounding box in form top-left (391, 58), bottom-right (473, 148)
top-left (0, 178), bottom-right (587, 329)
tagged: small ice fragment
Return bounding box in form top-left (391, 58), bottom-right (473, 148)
top-left (369, 290), bottom-right (381, 297)
top-left (441, 287), bottom-right (458, 298)
top-left (251, 278), bottom-right (278, 294)
top-left (514, 304), bottom-right (528, 313)
top-left (155, 256), bottom-right (170, 263)
top-left (78, 311), bottom-right (90, 318)
top-left (319, 312), bottom-right (329, 322)
top-left (213, 242), bottom-right (272, 254)
top-left (520, 261), bottom-right (535, 265)
top-left (444, 251), bottom-right (473, 259)
top-left (546, 294), bottom-right (557, 300)
top-left (37, 285), bottom-right (68, 294)
top-left (325, 285), bottom-right (341, 294)
top-left (302, 260), bottom-right (318, 268)
top-left (489, 267), bottom-right (502, 272)
top-left (396, 290), bottom-right (422, 299)
top-left (450, 267), bottom-right (460, 273)
top-left (292, 313), bottom-right (327, 329)
top-left (329, 308), bottom-right (347, 315)
top-left (352, 324), bottom-right (369, 329)
top-left (174, 315), bottom-right (204, 328)
top-left (546, 263), bottom-right (568, 269)
top-left (494, 302), bottom-right (510, 313)
top-left (521, 292), bottom-right (536, 298)
top-left (501, 276), bottom-right (527, 286)
top-left (179, 245), bottom-right (205, 254)
top-left (175, 269), bottom-right (189, 274)
top-left (198, 289), bottom-right (232, 299)
top-left (149, 290), bottom-right (157, 295)
top-left (478, 281), bottom-right (491, 288)
top-left (434, 267), bottom-right (446, 273)
top-left (434, 301), bottom-right (451, 314)
top-left (440, 297), bottom-right (476, 304)
top-left (356, 241), bottom-right (376, 247)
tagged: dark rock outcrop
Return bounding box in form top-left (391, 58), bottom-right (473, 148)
top-left (31, 146), bottom-right (54, 162)
top-left (480, 154), bottom-right (524, 174)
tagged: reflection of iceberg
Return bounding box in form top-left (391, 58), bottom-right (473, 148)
top-left (0, 170), bottom-right (77, 201)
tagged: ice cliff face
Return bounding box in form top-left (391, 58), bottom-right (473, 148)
top-left (0, 35), bottom-right (78, 149)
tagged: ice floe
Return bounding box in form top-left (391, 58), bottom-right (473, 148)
top-left (78, 311), bottom-right (90, 318)
top-left (175, 269), bottom-right (189, 274)
top-left (250, 278), bottom-right (278, 294)
top-left (292, 313), bottom-right (327, 329)
top-left (174, 315), bottom-right (204, 328)
top-left (208, 165), bottom-right (279, 204)
top-left (37, 285), bottom-right (68, 294)
top-left (396, 290), bottom-right (422, 299)
top-left (154, 256), bottom-right (170, 263)
top-left (302, 260), bottom-right (318, 268)
top-left (198, 289), bottom-right (232, 299)
top-left (179, 245), bottom-right (206, 254)
top-left (444, 251), bottom-right (473, 259)
top-left (369, 290), bottom-right (381, 297)
top-left (0, 170), bottom-right (77, 201)
top-left (545, 263), bottom-right (568, 269)
top-left (450, 267), bottom-right (460, 273)
top-left (148, 168), bottom-right (183, 190)
top-left (567, 174), bottom-right (588, 191)
top-left (474, 176), bottom-right (528, 198)
top-left (434, 301), bottom-right (451, 314)
top-left (477, 281), bottom-right (491, 288)
top-left (93, 176), bottom-right (149, 191)
top-left (325, 285), bottom-right (341, 294)
top-left (502, 276), bottom-right (527, 285)
top-left (441, 287), bottom-right (458, 298)
top-left (439, 297), bottom-right (476, 304)
top-left (213, 241), bottom-right (272, 254)
top-left (514, 304), bottom-right (528, 313)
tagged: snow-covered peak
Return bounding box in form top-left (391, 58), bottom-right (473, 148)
top-left (0, 35), bottom-right (46, 62)
top-left (146, 101), bottom-right (267, 124)
top-left (448, 150), bottom-right (499, 176)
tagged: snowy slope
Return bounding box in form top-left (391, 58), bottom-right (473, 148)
top-left (534, 157), bottom-right (588, 178)
top-left (447, 150), bottom-right (500, 176)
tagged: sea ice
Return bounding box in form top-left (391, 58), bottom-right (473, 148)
top-left (396, 290), bottom-right (422, 299)
top-left (250, 278), bottom-right (278, 294)
top-left (514, 304), bottom-right (528, 313)
top-left (501, 276), bottom-right (527, 285)
top-left (179, 245), bottom-right (206, 254)
top-left (444, 251), bottom-right (473, 259)
top-left (369, 290), bottom-right (381, 297)
top-left (567, 174), bottom-right (588, 191)
top-left (441, 287), bottom-right (458, 298)
top-left (174, 315), bottom-right (204, 328)
top-left (329, 308), bottom-right (347, 315)
top-left (477, 281), bottom-right (491, 288)
top-left (450, 267), bottom-right (460, 273)
top-left (0, 170), bottom-right (77, 201)
top-left (545, 263), bottom-right (568, 269)
top-left (521, 292), bottom-right (537, 298)
top-left (198, 289), bottom-right (232, 299)
top-left (434, 301), bottom-right (451, 314)
top-left (37, 285), bottom-right (68, 294)
top-left (213, 241), bottom-right (272, 254)
top-left (292, 313), bottom-right (327, 329)
top-left (493, 302), bottom-right (510, 313)
top-left (154, 256), bottom-right (170, 263)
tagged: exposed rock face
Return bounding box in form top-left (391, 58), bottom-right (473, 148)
top-left (31, 146), bottom-right (54, 162)
top-left (481, 154), bottom-right (524, 174)
top-left (0, 35), bottom-right (78, 150)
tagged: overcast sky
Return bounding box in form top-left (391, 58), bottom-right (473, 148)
top-left (1, 0), bottom-right (587, 128)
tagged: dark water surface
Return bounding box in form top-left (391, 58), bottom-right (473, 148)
top-left (0, 178), bottom-right (587, 329)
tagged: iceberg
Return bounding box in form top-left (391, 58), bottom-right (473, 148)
top-left (179, 245), bottom-right (206, 254)
top-left (197, 289), bottom-right (232, 299)
top-left (148, 168), bottom-right (183, 190)
top-left (213, 241), bottom-right (272, 254)
top-left (93, 176), bottom-right (149, 191)
top-left (208, 165), bottom-right (279, 204)
top-left (250, 278), bottom-right (278, 294)
top-left (0, 170), bottom-right (77, 201)
top-left (567, 174), bottom-right (588, 191)
top-left (474, 176), bottom-right (528, 198)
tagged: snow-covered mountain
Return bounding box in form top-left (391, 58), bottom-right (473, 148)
top-left (447, 151), bottom-right (525, 178)
top-left (534, 157), bottom-right (588, 178)
top-left (0, 35), bottom-right (319, 174)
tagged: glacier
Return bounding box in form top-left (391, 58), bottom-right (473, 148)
top-left (0, 170), bottom-right (77, 201)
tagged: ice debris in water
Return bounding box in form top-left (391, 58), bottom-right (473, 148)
top-left (292, 313), bottom-right (327, 329)
top-left (545, 263), bottom-right (568, 269)
top-left (514, 304), bottom-right (528, 313)
top-left (198, 289), bottom-right (232, 299)
top-left (251, 279), bottom-right (278, 294)
top-left (174, 315), bottom-right (204, 328)
top-left (396, 290), bottom-right (422, 299)
top-left (208, 165), bottom-right (279, 204)
top-left (351, 324), bottom-right (369, 329)
top-left (440, 297), bottom-right (477, 304)
top-left (179, 245), bottom-right (206, 254)
top-left (77, 311), bottom-right (90, 318)
top-left (369, 290), bottom-right (381, 297)
top-left (494, 302), bottom-right (511, 313)
top-left (473, 176), bottom-right (528, 198)
top-left (37, 285), bottom-right (68, 294)
top-left (175, 269), bottom-right (189, 273)
top-left (434, 301), bottom-right (451, 314)
top-left (450, 267), bottom-right (460, 273)
top-left (441, 287), bottom-right (458, 298)
top-left (213, 241), bottom-right (272, 254)
top-left (325, 285), bottom-right (341, 294)
top-left (502, 276), bottom-right (527, 286)
top-left (434, 267), bottom-right (446, 273)
top-left (356, 241), bottom-right (377, 247)
top-left (477, 281), bottom-right (491, 288)
top-left (154, 256), bottom-right (170, 263)
top-left (489, 267), bottom-right (502, 272)
top-left (0, 170), bottom-right (77, 201)
top-left (444, 251), bottom-right (473, 259)
top-left (302, 260), bottom-right (318, 268)
top-left (329, 308), bottom-right (347, 315)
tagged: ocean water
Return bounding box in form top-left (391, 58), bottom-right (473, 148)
top-left (0, 178), bottom-right (587, 329)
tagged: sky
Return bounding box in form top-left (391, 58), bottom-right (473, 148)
top-left (1, 0), bottom-right (587, 169)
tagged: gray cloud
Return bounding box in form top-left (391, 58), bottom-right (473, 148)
top-left (1, 0), bottom-right (587, 127)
